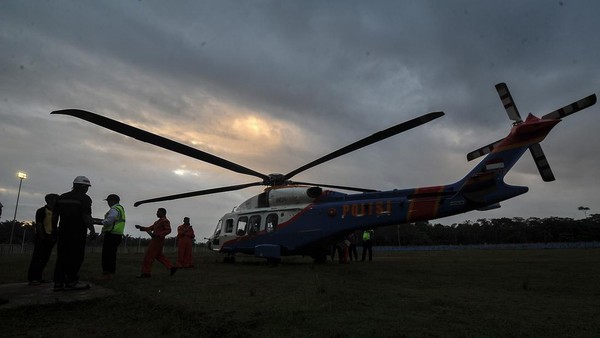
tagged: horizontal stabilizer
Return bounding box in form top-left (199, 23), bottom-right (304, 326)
top-left (477, 203), bottom-right (501, 211)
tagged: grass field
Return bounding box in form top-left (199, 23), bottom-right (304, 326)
top-left (1, 248), bottom-right (599, 337)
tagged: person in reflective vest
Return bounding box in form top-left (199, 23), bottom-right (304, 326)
top-left (176, 217), bottom-right (195, 268)
top-left (94, 194), bottom-right (125, 280)
top-left (361, 229), bottom-right (374, 261)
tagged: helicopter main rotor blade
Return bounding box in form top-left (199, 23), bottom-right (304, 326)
top-left (133, 182), bottom-right (264, 207)
top-left (289, 181), bottom-right (378, 193)
top-left (284, 111), bottom-right (444, 180)
top-left (51, 109), bottom-right (270, 181)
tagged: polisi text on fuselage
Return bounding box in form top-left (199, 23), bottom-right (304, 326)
top-left (341, 200), bottom-right (392, 218)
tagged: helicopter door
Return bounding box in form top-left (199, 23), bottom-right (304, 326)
top-left (212, 218), bottom-right (235, 251)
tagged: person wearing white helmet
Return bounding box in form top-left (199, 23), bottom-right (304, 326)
top-left (52, 175), bottom-right (97, 291)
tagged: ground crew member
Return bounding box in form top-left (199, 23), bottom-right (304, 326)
top-left (94, 194), bottom-right (125, 280)
top-left (135, 208), bottom-right (177, 278)
top-left (27, 193), bottom-right (59, 285)
top-left (52, 176), bottom-right (97, 291)
top-left (176, 217), bottom-right (195, 268)
top-left (347, 231), bottom-right (358, 261)
top-left (361, 229), bottom-right (374, 261)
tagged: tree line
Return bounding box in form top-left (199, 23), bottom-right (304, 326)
top-left (372, 214), bottom-right (600, 246)
top-left (1, 214), bottom-right (599, 247)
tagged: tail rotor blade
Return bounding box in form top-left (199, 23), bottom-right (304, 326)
top-left (542, 94), bottom-right (597, 120)
top-left (466, 138), bottom-right (504, 161)
top-left (529, 143), bottom-right (555, 182)
top-left (496, 82), bottom-right (523, 123)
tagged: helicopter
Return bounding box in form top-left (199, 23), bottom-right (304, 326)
top-left (52, 82), bottom-right (596, 263)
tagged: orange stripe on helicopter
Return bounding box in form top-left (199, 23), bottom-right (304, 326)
top-left (492, 135), bottom-right (546, 154)
top-left (407, 186), bottom-right (444, 222)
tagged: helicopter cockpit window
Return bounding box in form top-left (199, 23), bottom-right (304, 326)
top-left (214, 220), bottom-right (222, 237)
top-left (249, 215), bottom-right (261, 234)
top-left (266, 213), bottom-right (278, 232)
top-left (224, 219), bottom-right (234, 233)
top-left (236, 216), bottom-right (248, 236)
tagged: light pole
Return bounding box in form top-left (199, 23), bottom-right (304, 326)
top-left (9, 171), bottom-right (27, 253)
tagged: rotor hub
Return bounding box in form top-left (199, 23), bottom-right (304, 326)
top-left (267, 173), bottom-right (287, 186)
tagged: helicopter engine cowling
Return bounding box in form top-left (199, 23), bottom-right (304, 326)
top-left (236, 186), bottom-right (323, 211)
top-left (268, 186), bottom-right (323, 207)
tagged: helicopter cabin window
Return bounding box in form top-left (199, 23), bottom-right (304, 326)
top-left (236, 216), bottom-right (248, 236)
top-left (248, 215), bottom-right (261, 234)
top-left (224, 219), bottom-right (234, 233)
top-left (266, 213), bottom-right (278, 232)
top-left (214, 220), bottom-right (222, 237)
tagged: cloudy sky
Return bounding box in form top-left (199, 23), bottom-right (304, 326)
top-left (1, 0), bottom-right (599, 239)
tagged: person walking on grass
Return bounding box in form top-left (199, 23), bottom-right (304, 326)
top-left (135, 208), bottom-right (177, 278)
top-left (176, 217), bottom-right (195, 268)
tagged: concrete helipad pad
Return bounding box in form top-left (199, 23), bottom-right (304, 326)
top-left (0, 281), bottom-right (115, 309)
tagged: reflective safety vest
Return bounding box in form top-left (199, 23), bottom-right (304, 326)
top-left (362, 230), bottom-right (373, 241)
top-left (103, 204), bottom-right (126, 235)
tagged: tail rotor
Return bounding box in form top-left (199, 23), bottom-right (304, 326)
top-left (467, 82), bottom-right (597, 182)
top-left (496, 82), bottom-right (555, 181)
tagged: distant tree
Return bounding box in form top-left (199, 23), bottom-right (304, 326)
top-left (578, 206), bottom-right (591, 218)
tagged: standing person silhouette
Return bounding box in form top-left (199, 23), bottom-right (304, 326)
top-left (27, 193), bottom-right (59, 285)
top-left (94, 194), bottom-right (125, 280)
top-left (52, 176), bottom-right (97, 291)
top-left (347, 231), bottom-right (358, 262)
top-left (361, 229), bottom-right (374, 262)
top-left (176, 217), bottom-right (195, 268)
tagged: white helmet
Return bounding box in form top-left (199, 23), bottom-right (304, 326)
top-left (73, 175), bottom-right (91, 186)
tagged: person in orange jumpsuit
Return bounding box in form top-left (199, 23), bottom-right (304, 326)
top-left (134, 208), bottom-right (177, 278)
top-left (176, 217), bottom-right (195, 268)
